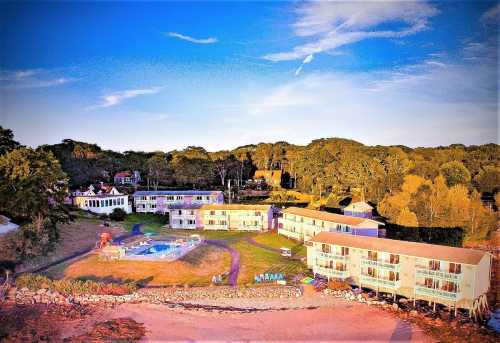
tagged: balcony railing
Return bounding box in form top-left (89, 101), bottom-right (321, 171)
top-left (316, 251), bottom-right (349, 261)
top-left (415, 285), bottom-right (460, 300)
top-left (314, 266), bottom-right (349, 279)
top-left (360, 274), bottom-right (400, 289)
top-left (278, 229), bottom-right (302, 240)
top-left (415, 267), bottom-right (462, 281)
top-left (360, 258), bottom-right (400, 271)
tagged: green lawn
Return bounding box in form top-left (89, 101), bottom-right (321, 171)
top-left (253, 232), bottom-right (307, 257)
top-left (123, 213), bottom-right (168, 234)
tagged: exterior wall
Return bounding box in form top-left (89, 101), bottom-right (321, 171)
top-left (201, 208), bottom-right (272, 231)
top-left (343, 210), bottom-right (373, 219)
top-left (278, 213), bottom-right (379, 241)
top-left (134, 192), bottom-right (223, 214)
top-left (308, 240), bottom-right (488, 310)
top-left (74, 195), bottom-right (131, 215)
top-left (168, 209), bottom-right (202, 229)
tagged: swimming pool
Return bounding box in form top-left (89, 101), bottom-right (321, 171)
top-left (122, 238), bottom-right (201, 261)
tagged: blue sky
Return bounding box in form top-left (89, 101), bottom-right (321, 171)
top-left (0, 1), bottom-right (498, 151)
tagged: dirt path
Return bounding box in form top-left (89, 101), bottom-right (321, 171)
top-left (205, 240), bottom-right (240, 286)
top-left (66, 300), bottom-right (433, 342)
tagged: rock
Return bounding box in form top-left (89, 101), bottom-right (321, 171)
top-left (392, 303), bottom-right (399, 311)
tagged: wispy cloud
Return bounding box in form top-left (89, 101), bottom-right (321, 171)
top-left (295, 54), bottom-right (314, 76)
top-left (0, 69), bottom-right (77, 89)
top-left (167, 32), bottom-right (218, 44)
top-left (263, 1), bottom-right (438, 62)
top-left (481, 2), bottom-right (499, 24)
top-left (90, 87), bottom-right (162, 109)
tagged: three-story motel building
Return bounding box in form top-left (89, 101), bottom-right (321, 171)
top-left (306, 232), bottom-right (492, 313)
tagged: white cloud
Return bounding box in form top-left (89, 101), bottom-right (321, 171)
top-left (167, 32), bottom-right (218, 44)
top-left (90, 87), bottom-right (162, 109)
top-left (0, 69), bottom-right (77, 89)
top-left (481, 2), bottom-right (499, 23)
top-left (264, 1), bottom-right (438, 61)
top-left (295, 54), bottom-right (315, 76)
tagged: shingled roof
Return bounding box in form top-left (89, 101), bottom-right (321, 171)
top-left (283, 207), bottom-right (383, 226)
top-left (309, 232), bottom-right (487, 265)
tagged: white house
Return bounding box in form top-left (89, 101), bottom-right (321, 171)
top-left (73, 185), bottom-right (131, 215)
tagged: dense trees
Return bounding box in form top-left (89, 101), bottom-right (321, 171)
top-left (0, 146), bottom-right (69, 259)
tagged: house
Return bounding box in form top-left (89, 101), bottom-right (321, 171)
top-left (0, 215), bottom-right (19, 235)
top-left (200, 204), bottom-right (273, 231)
top-left (73, 185), bottom-right (131, 215)
top-left (306, 232), bottom-right (491, 312)
top-left (114, 171), bottom-right (141, 186)
top-left (168, 204), bottom-right (203, 230)
top-left (343, 201), bottom-right (374, 219)
top-left (133, 190), bottom-right (224, 214)
top-left (278, 207), bottom-right (383, 241)
top-left (253, 170), bottom-right (282, 187)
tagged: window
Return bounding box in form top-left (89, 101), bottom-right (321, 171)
top-left (442, 281), bottom-right (459, 293)
top-left (166, 196), bottom-right (175, 201)
top-left (208, 220), bottom-right (215, 225)
top-left (178, 210), bottom-right (182, 215)
top-left (312, 220), bottom-right (316, 225)
top-left (176, 196), bottom-right (182, 200)
top-left (113, 199), bottom-right (117, 206)
top-left (390, 254), bottom-right (399, 264)
top-left (221, 211), bottom-right (226, 215)
top-left (85, 200), bottom-right (88, 207)
top-left (321, 221), bottom-right (324, 228)
top-left (96, 200), bottom-right (100, 207)
top-left (255, 211), bottom-right (261, 216)
top-left (321, 244), bottom-right (331, 253)
top-left (121, 198), bottom-right (124, 205)
top-left (179, 219), bottom-right (183, 225)
top-left (424, 277), bottom-right (434, 288)
top-left (367, 267), bottom-right (377, 277)
top-left (140, 196), bottom-right (146, 201)
top-left (336, 262), bottom-right (346, 271)
top-left (188, 219), bottom-right (195, 225)
top-left (449, 263), bottom-right (461, 274)
top-left (151, 204), bottom-right (156, 209)
top-left (367, 251), bottom-right (378, 261)
top-left (210, 211), bottom-right (216, 215)
top-left (196, 196), bottom-right (202, 200)
top-left (341, 247), bottom-right (349, 256)
top-left (389, 271), bottom-right (399, 281)
top-left (220, 220), bottom-right (227, 225)
top-left (429, 260), bottom-right (440, 271)
top-left (189, 210), bottom-right (194, 215)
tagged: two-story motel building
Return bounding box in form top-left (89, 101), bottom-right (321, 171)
top-left (133, 190), bottom-right (223, 214)
top-left (306, 232), bottom-right (491, 312)
top-left (278, 207), bottom-right (383, 241)
top-left (200, 204), bottom-right (273, 231)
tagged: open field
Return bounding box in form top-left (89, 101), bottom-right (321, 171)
top-left (123, 213), bottom-right (167, 234)
top-left (44, 243), bottom-right (231, 286)
top-left (253, 232), bottom-right (307, 257)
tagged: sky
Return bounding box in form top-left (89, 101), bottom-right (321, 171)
top-left (0, 1), bottom-right (498, 152)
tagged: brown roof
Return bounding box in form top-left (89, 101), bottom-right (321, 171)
top-left (201, 204), bottom-right (272, 211)
top-left (283, 207), bottom-right (381, 226)
top-left (309, 232), bottom-right (487, 265)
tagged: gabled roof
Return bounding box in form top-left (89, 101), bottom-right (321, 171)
top-left (344, 201), bottom-right (373, 212)
top-left (115, 171), bottom-right (132, 178)
top-left (283, 207), bottom-right (383, 226)
top-left (201, 204), bottom-right (272, 211)
top-left (309, 232), bottom-right (487, 265)
top-left (133, 190), bottom-right (222, 196)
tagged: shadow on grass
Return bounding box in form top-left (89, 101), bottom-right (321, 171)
top-left (75, 275), bottom-right (155, 287)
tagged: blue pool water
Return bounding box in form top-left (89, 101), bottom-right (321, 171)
top-left (139, 243), bottom-right (175, 255)
top-left (123, 239), bottom-right (201, 261)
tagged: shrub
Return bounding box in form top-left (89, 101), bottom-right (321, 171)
top-left (99, 214), bottom-right (109, 220)
top-left (15, 273), bottom-right (138, 296)
top-left (109, 208), bottom-right (127, 221)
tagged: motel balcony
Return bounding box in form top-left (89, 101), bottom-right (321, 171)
top-left (316, 251), bottom-right (349, 261)
top-left (414, 285), bottom-right (460, 300)
top-left (360, 257), bottom-right (400, 271)
top-left (314, 266), bottom-right (349, 280)
top-left (278, 228), bottom-right (302, 241)
top-left (360, 274), bottom-right (401, 289)
top-left (415, 267), bottom-right (462, 281)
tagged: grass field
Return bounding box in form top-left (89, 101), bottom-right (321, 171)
top-left (123, 213), bottom-right (168, 234)
top-left (253, 232), bottom-right (307, 257)
top-left (44, 243), bottom-right (231, 287)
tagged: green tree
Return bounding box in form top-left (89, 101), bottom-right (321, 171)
top-left (473, 165), bottom-right (500, 194)
top-left (145, 152), bottom-right (171, 190)
top-left (439, 161), bottom-right (471, 187)
top-left (0, 126), bottom-right (21, 155)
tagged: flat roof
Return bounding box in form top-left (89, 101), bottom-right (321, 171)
top-left (201, 204), bottom-right (272, 211)
top-left (133, 190), bottom-right (222, 196)
top-left (283, 207), bottom-right (382, 226)
top-left (309, 232), bottom-right (487, 265)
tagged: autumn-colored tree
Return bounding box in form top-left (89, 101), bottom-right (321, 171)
top-left (439, 161), bottom-right (471, 187)
top-left (396, 207), bottom-right (419, 227)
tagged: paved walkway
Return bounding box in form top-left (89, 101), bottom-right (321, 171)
top-left (205, 240), bottom-right (240, 286)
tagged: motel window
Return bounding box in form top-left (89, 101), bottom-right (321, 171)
top-left (178, 210), bottom-right (182, 215)
top-left (85, 200), bottom-right (88, 207)
top-left (321, 244), bottom-right (331, 253)
top-left (189, 210), bottom-right (194, 215)
top-left (367, 251), bottom-right (378, 261)
top-left (321, 221), bottom-right (324, 228)
top-left (367, 267), bottom-right (376, 277)
top-left (424, 278), bottom-right (434, 288)
top-left (442, 281), bottom-right (459, 293)
top-left (112, 199), bottom-right (116, 206)
top-left (188, 220), bottom-right (195, 225)
top-left (151, 196), bottom-right (156, 200)
top-left (167, 196), bottom-right (175, 201)
top-left (205, 196), bottom-right (210, 200)
top-left (449, 263), bottom-right (461, 274)
top-left (151, 204), bottom-right (156, 209)
top-left (176, 196), bottom-right (182, 200)
top-left (389, 271), bottom-right (400, 281)
top-left (140, 196), bottom-right (146, 201)
top-left (336, 262), bottom-right (346, 271)
top-left (255, 211), bottom-right (261, 216)
top-left (390, 254), bottom-right (400, 264)
top-left (208, 220), bottom-right (215, 225)
top-left (196, 196), bottom-right (202, 200)
top-left (429, 260), bottom-right (440, 271)
top-left (221, 211), bottom-right (226, 215)
top-left (300, 217), bottom-right (304, 223)
top-left (179, 219), bottom-right (183, 225)
top-left (341, 247), bottom-right (349, 256)
top-left (312, 220), bottom-right (316, 225)
top-left (121, 198), bottom-right (124, 205)
top-left (210, 211), bottom-right (215, 215)
top-left (96, 201), bottom-right (100, 207)
top-left (220, 220), bottom-right (227, 225)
